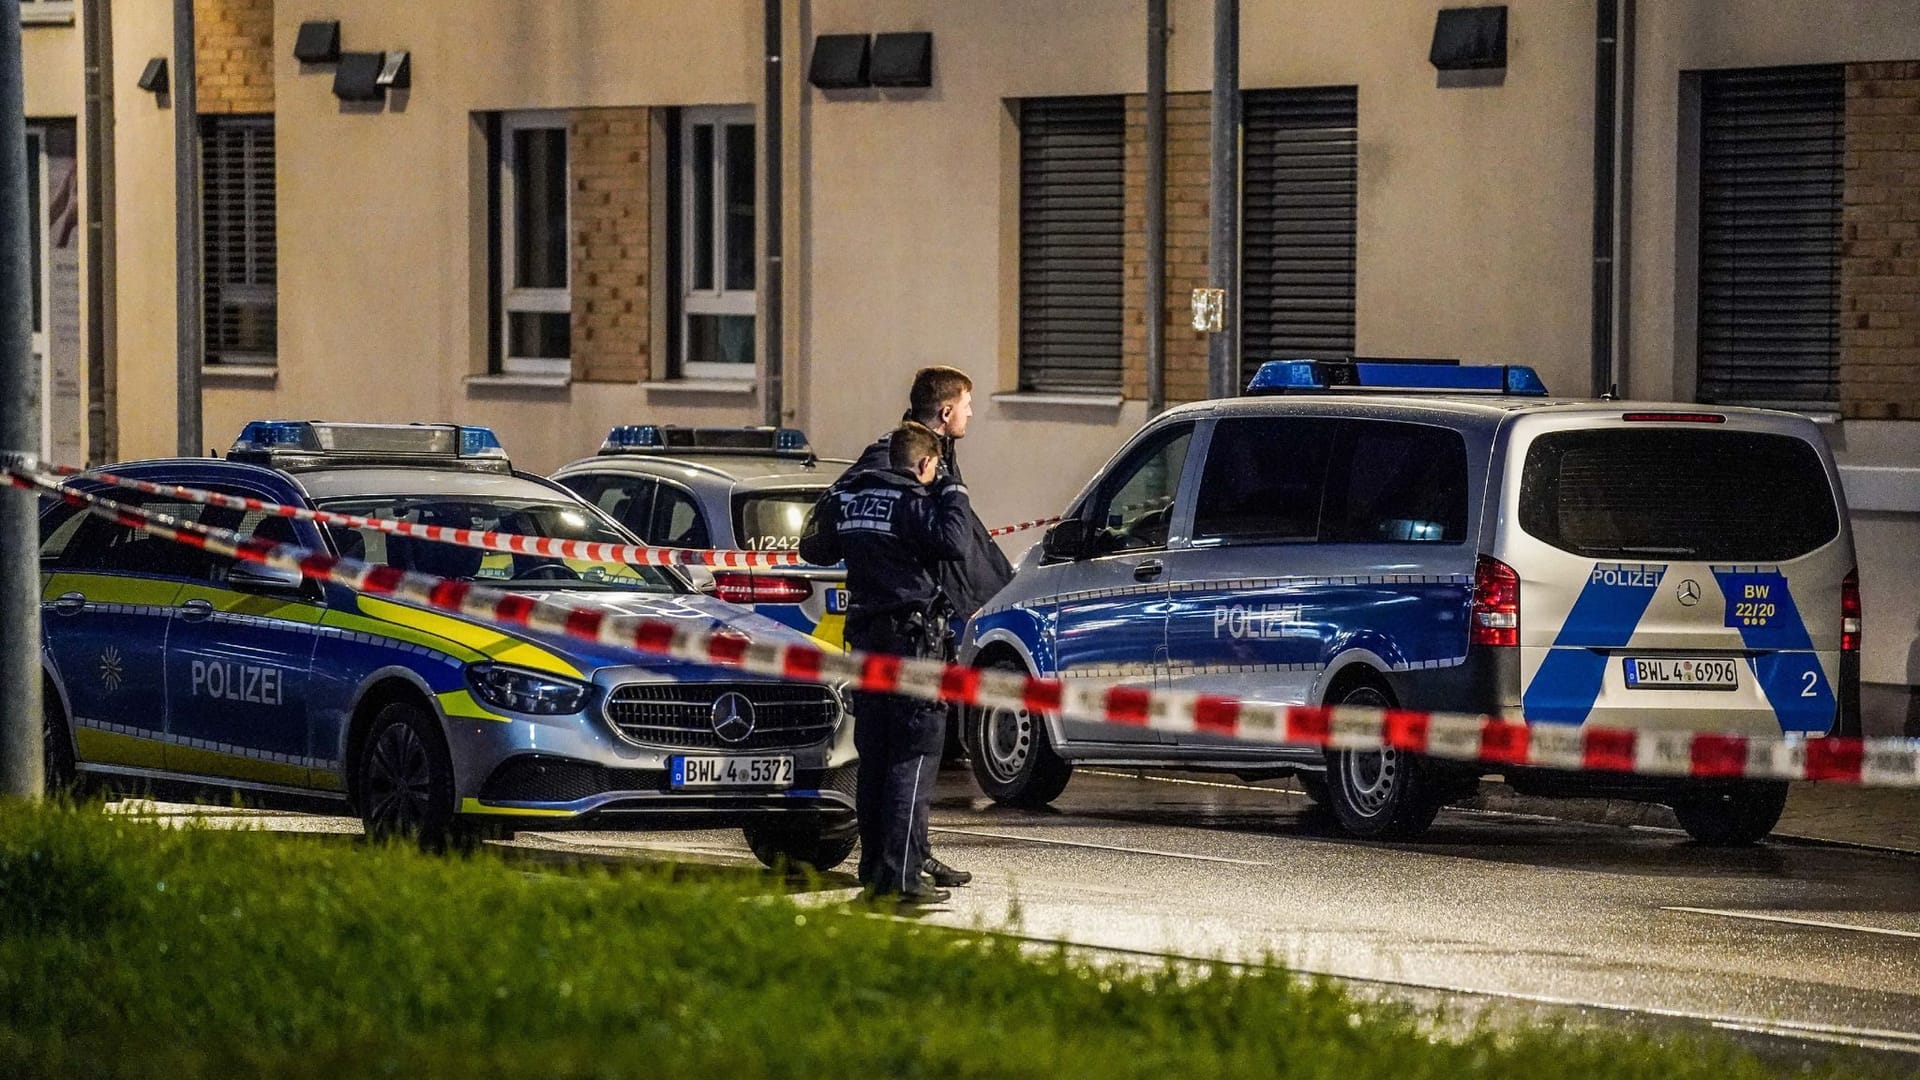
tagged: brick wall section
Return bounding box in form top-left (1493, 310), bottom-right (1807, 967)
top-left (1842, 62), bottom-right (1920, 420)
top-left (570, 108), bottom-right (652, 383)
top-left (195, 0), bottom-right (273, 114)
top-left (1123, 92), bottom-right (1214, 404)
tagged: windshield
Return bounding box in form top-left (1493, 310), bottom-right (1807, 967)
top-left (732, 489), bottom-right (822, 552)
top-left (318, 495), bottom-right (680, 592)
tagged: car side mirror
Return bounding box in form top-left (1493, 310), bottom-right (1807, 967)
top-left (1042, 519), bottom-right (1092, 562)
top-left (230, 561), bottom-right (306, 594)
top-left (683, 566), bottom-right (719, 595)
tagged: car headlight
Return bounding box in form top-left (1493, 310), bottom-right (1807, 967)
top-left (466, 663), bottom-right (593, 715)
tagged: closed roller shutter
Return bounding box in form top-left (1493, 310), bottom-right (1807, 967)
top-left (1019, 96), bottom-right (1124, 392)
top-left (1242, 86), bottom-right (1357, 386)
top-left (202, 116), bottom-right (277, 365)
top-left (1697, 65), bottom-right (1843, 411)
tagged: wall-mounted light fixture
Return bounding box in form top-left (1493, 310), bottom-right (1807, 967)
top-left (1430, 6), bottom-right (1507, 70)
top-left (870, 32), bottom-right (933, 88)
top-left (293, 19), bottom-right (341, 64)
top-left (377, 51), bottom-right (411, 91)
top-left (808, 34), bottom-right (871, 89)
top-left (332, 52), bottom-right (385, 101)
top-left (136, 56), bottom-right (169, 95)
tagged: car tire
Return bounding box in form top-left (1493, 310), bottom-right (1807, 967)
top-left (42, 686), bottom-right (78, 797)
top-left (1326, 682), bottom-right (1443, 841)
top-left (355, 701), bottom-right (459, 851)
top-left (744, 821), bottom-right (858, 873)
top-left (1671, 781), bottom-right (1789, 846)
top-left (964, 658), bottom-right (1072, 808)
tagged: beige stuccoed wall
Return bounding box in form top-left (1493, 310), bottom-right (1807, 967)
top-left (110, 0), bottom-right (182, 459)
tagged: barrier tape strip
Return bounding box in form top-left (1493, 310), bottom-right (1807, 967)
top-left (10, 466), bottom-right (1919, 788)
top-left (49, 465), bottom-right (1059, 570)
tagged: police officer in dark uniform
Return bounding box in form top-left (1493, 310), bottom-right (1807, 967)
top-left (846, 367), bottom-right (1014, 889)
top-left (800, 422), bottom-right (973, 904)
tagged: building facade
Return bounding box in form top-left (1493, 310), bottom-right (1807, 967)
top-left (20, 0), bottom-right (1920, 730)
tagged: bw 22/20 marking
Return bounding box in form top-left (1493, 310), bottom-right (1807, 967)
top-left (1733, 602), bottom-right (1776, 621)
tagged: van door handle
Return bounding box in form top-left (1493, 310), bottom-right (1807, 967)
top-left (50, 591), bottom-right (86, 616)
top-left (177, 599), bottom-right (216, 622)
top-left (1133, 560), bottom-right (1165, 582)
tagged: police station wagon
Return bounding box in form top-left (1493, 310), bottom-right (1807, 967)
top-left (553, 426), bottom-right (854, 648)
top-left (960, 360), bottom-right (1859, 844)
top-left (38, 421), bottom-right (858, 867)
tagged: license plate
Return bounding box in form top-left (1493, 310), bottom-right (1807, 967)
top-left (1622, 657), bottom-right (1739, 690)
top-left (670, 755), bottom-right (794, 789)
top-left (825, 586), bottom-right (850, 615)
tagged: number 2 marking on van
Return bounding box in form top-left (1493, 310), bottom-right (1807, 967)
top-left (1801, 671), bottom-right (1818, 698)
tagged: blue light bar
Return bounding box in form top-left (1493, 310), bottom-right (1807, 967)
top-left (1245, 359), bottom-right (1550, 397)
top-left (598, 425), bottom-right (815, 457)
top-left (229, 421), bottom-right (511, 468)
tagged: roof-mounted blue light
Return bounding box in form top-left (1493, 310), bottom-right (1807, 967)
top-left (229, 421), bottom-right (511, 471)
top-left (598, 425), bottom-right (815, 457)
top-left (1244, 359), bottom-right (1550, 397)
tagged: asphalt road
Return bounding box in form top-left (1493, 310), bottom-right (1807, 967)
top-left (129, 770), bottom-right (1920, 1063)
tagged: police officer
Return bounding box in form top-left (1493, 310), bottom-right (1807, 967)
top-left (800, 422), bottom-right (972, 904)
top-left (847, 366), bottom-right (1014, 889)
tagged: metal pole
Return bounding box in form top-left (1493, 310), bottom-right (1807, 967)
top-left (83, 0), bottom-right (116, 464)
top-left (1206, 0), bottom-right (1239, 400)
top-left (0, 0), bottom-right (46, 799)
top-left (1145, 0), bottom-right (1167, 417)
top-left (173, 0), bottom-right (201, 456)
top-left (1590, 0), bottom-right (1618, 397)
top-left (761, 0), bottom-right (784, 427)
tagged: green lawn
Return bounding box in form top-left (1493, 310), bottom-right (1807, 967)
top-left (0, 802), bottom-right (1865, 1079)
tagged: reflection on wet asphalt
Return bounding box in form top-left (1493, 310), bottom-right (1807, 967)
top-left (125, 768), bottom-right (1920, 1058)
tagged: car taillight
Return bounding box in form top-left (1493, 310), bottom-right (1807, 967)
top-left (1841, 568), bottom-right (1861, 653)
top-left (711, 571), bottom-right (814, 606)
top-left (1471, 555), bottom-right (1520, 648)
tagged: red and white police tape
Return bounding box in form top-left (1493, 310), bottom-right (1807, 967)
top-left (9, 464), bottom-right (1919, 789)
top-left (45, 464), bottom-right (1060, 570)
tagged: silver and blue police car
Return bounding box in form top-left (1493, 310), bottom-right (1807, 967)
top-left (38, 420), bottom-right (858, 867)
top-left (960, 360), bottom-right (1859, 844)
top-left (552, 425), bottom-right (853, 648)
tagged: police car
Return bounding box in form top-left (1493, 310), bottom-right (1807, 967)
top-left (38, 420), bottom-right (858, 867)
top-left (552, 425), bottom-right (853, 647)
top-left (960, 360), bottom-right (1859, 844)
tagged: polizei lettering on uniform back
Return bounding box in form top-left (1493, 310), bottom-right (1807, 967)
top-left (189, 660), bottom-right (284, 705)
top-left (837, 489), bottom-right (901, 534)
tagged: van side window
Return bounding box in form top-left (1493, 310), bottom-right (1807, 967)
top-left (1322, 421), bottom-right (1469, 543)
top-left (1087, 423), bottom-right (1194, 553)
top-left (1192, 417), bottom-right (1339, 544)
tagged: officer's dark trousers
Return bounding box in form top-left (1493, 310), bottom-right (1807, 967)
top-left (847, 621), bottom-right (945, 894)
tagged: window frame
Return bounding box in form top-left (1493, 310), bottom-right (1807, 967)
top-left (498, 110), bottom-right (572, 377)
top-left (678, 105), bottom-right (757, 381)
top-left (1188, 415), bottom-right (1341, 549)
top-left (1076, 421), bottom-right (1197, 558)
top-left (1016, 94), bottom-right (1126, 394)
top-left (1318, 419), bottom-right (1470, 546)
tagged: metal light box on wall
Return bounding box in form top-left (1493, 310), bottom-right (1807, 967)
top-left (1430, 6), bottom-right (1508, 70)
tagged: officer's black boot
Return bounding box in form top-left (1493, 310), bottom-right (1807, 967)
top-left (925, 855), bottom-right (971, 887)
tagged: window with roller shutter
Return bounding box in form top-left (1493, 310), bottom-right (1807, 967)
top-left (1240, 86), bottom-right (1358, 387)
top-left (201, 116), bottom-right (277, 367)
top-left (1696, 65), bottom-right (1844, 412)
top-left (1018, 95), bottom-right (1125, 393)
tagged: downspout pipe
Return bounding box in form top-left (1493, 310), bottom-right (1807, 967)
top-left (762, 0), bottom-right (784, 426)
top-left (1590, 0), bottom-right (1619, 397)
top-left (82, 0), bottom-right (115, 463)
top-left (1205, 0), bottom-right (1240, 400)
top-left (1145, 0), bottom-right (1167, 416)
top-left (172, 0), bottom-right (201, 455)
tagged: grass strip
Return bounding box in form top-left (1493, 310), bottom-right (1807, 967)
top-left (0, 802), bottom-right (1871, 1079)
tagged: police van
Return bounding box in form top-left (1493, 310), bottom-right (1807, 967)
top-left (960, 360), bottom-right (1859, 844)
top-left (38, 421), bottom-right (858, 866)
top-left (553, 426), bottom-right (853, 648)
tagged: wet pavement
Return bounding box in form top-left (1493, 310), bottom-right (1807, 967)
top-left (123, 768), bottom-right (1920, 1063)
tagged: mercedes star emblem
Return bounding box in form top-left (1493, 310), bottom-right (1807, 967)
top-left (1676, 579), bottom-right (1702, 607)
top-left (710, 691), bottom-right (757, 744)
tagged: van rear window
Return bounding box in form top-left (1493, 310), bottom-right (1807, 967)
top-left (1518, 429), bottom-right (1839, 561)
top-left (734, 490), bottom-right (822, 552)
